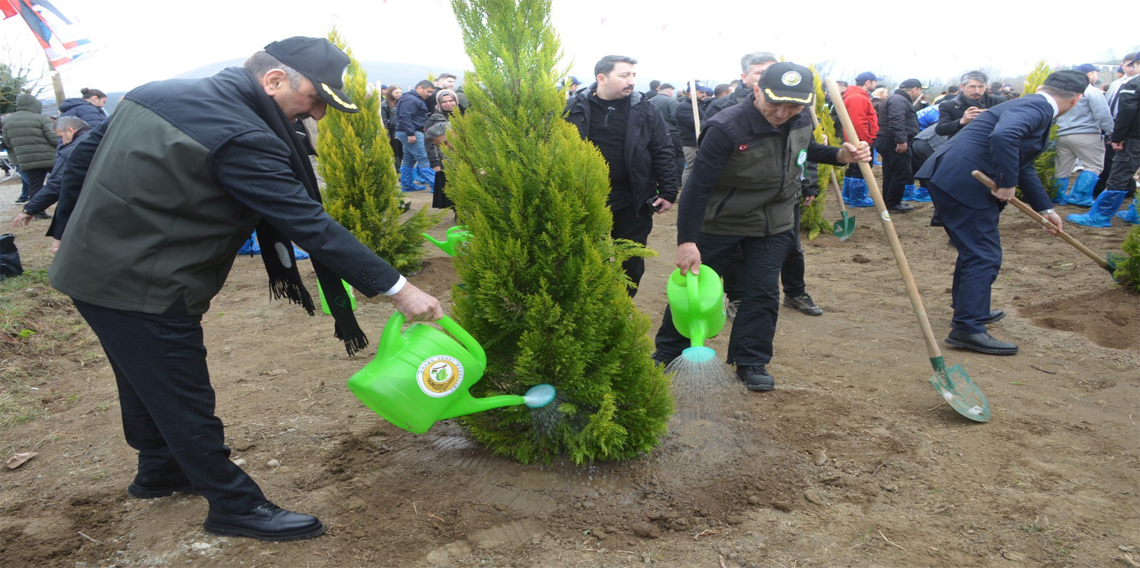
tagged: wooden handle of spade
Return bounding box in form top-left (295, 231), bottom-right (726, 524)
top-left (807, 104), bottom-right (849, 214)
top-left (825, 78), bottom-right (942, 360)
top-left (970, 170), bottom-right (1112, 271)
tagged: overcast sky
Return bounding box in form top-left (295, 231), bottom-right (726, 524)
top-left (3, 0), bottom-right (1136, 98)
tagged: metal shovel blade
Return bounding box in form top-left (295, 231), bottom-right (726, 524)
top-left (832, 211), bottom-right (855, 241)
top-left (927, 357), bottom-right (991, 423)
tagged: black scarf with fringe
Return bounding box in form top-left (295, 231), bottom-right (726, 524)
top-left (240, 71), bottom-right (367, 356)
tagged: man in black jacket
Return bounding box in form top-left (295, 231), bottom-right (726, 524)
top-left (706, 51), bottom-right (777, 120)
top-left (564, 55), bottom-right (680, 297)
top-left (875, 79), bottom-right (924, 212)
top-left (12, 116), bottom-right (90, 231)
top-left (48, 37), bottom-right (443, 542)
top-left (935, 71), bottom-right (1006, 139)
top-left (652, 63), bottom-right (870, 392)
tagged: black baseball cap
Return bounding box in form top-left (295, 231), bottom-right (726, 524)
top-left (264, 37), bottom-right (359, 114)
top-left (1043, 70), bottom-right (1088, 94)
top-left (899, 78), bottom-right (924, 89)
top-left (758, 62), bottom-right (814, 105)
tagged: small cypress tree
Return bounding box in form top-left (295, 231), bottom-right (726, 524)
top-left (1023, 60), bottom-right (1060, 198)
top-left (800, 68), bottom-right (840, 239)
top-left (317, 27), bottom-right (441, 274)
top-left (447, 0), bottom-right (672, 464)
top-left (1114, 226), bottom-right (1140, 292)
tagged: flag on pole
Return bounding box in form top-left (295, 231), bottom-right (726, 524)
top-left (1, 0), bottom-right (96, 70)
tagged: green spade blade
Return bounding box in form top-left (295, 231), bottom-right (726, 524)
top-left (927, 357), bottom-right (990, 422)
top-left (833, 211), bottom-right (855, 241)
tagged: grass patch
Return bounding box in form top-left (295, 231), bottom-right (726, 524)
top-left (1, 266), bottom-right (97, 430)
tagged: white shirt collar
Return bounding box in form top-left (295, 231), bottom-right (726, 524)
top-left (1037, 91), bottom-right (1060, 118)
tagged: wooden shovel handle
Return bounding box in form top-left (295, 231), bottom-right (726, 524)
top-left (824, 78), bottom-right (942, 360)
top-left (688, 80), bottom-right (701, 145)
top-left (969, 170), bottom-right (1111, 270)
top-left (807, 104), bottom-right (849, 213)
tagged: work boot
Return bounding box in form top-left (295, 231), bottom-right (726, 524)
top-left (1051, 176), bottom-right (1070, 204)
top-left (783, 293), bottom-right (823, 316)
top-left (1117, 195), bottom-right (1140, 225)
top-left (944, 331), bottom-right (1018, 355)
top-left (1062, 170), bottom-right (1098, 207)
top-left (1067, 190), bottom-right (1127, 228)
top-left (203, 502), bottom-right (326, 542)
top-left (128, 472), bottom-right (199, 499)
top-left (651, 351), bottom-right (677, 367)
top-left (736, 365), bottom-right (775, 392)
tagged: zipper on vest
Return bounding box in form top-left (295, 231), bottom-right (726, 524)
top-left (714, 187), bottom-right (738, 218)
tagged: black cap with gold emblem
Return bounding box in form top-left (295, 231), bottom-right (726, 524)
top-left (757, 62), bottom-right (814, 106)
top-left (264, 36), bottom-right (360, 113)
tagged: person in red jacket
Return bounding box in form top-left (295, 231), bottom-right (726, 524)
top-left (841, 72), bottom-right (880, 207)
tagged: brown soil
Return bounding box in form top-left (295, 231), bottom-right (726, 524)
top-left (1, 181), bottom-right (1138, 568)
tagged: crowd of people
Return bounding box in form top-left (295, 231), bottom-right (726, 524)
top-left (0, 35), bottom-right (1136, 543)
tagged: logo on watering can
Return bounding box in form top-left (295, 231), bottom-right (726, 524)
top-left (416, 356), bottom-right (464, 398)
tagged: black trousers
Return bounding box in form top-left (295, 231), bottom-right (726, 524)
top-left (611, 203), bottom-right (654, 297)
top-left (925, 183), bottom-right (1002, 335)
top-left (19, 167), bottom-right (48, 201)
top-left (875, 139), bottom-right (913, 207)
top-left (1094, 140), bottom-right (1114, 196)
top-left (73, 300), bottom-right (266, 514)
top-left (655, 230), bottom-right (795, 366)
top-left (723, 204), bottom-right (806, 301)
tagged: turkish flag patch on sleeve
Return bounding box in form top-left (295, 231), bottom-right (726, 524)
top-left (737, 144), bottom-right (749, 152)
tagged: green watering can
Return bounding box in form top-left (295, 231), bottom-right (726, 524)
top-left (666, 265), bottom-right (727, 362)
top-left (317, 279), bottom-right (356, 315)
top-left (422, 226), bottom-right (472, 257)
top-left (346, 312), bottom-right (555, 434)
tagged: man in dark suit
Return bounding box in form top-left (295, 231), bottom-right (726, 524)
top-left (915, 70), bottom-right (1086, 356)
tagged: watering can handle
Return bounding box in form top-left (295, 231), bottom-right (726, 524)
top-left (437, 316), bottom-right (488, 368)
top-left (685, 270), bottom-right (707, 344)
top-left (379, 312), bottom-right (409, 358)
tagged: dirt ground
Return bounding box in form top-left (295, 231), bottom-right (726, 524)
top-left (1, 176), bottom-right (1138, 568)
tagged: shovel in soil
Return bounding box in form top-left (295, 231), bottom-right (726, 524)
top-left (825, 78), bottom-right (990, 423)
top-left (970, 170), bottom-right (1118, 279)
top-left (807, 106), bottom-right (855, 241)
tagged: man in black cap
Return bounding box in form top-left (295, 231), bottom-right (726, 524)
top-left (876, 78), bottom-right (924, 212)
top-left (47, 37), bottom-right (444, 541)
top-left (651, 62), bottom-right (870, 392)
top-left (915, 70), bottom-right (1084, 356)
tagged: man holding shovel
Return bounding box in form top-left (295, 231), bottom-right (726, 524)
top-left (653, 63), bottom-right (869, 392)
top-left (915, 70), bottom-right (1085, 355)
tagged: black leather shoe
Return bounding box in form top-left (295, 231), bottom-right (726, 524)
top-left (944, 331), bottom-right (1018, 355)
top-left (128, 473), bottom-right (199, 499)
top-left (978, 310), bottom-right (1006, 325)
top-left (887, 204), bottom-right (916, 213)
top-left (736, 365), bottom-right (775, 392)
top-left (204, 503), bottom-right (326, 542)
top-left (651, 352), bottom-right (677, 367)
top-left (783, 293), bottom-right (823, 316)
top-left (930, 217), bottom-right (944, 227)
top-left (33, 212), bottom-right (51, 220)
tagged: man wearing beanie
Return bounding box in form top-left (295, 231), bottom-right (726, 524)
top-left (48, 37), bottom-right (444, 541)
top-left (915, 70), bottom-right (1086, 356)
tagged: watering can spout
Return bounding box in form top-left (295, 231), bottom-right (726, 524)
top-left (422, 234), bottom-right (446, 247)
top-left (439, 394), bottom-right (526, 421)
